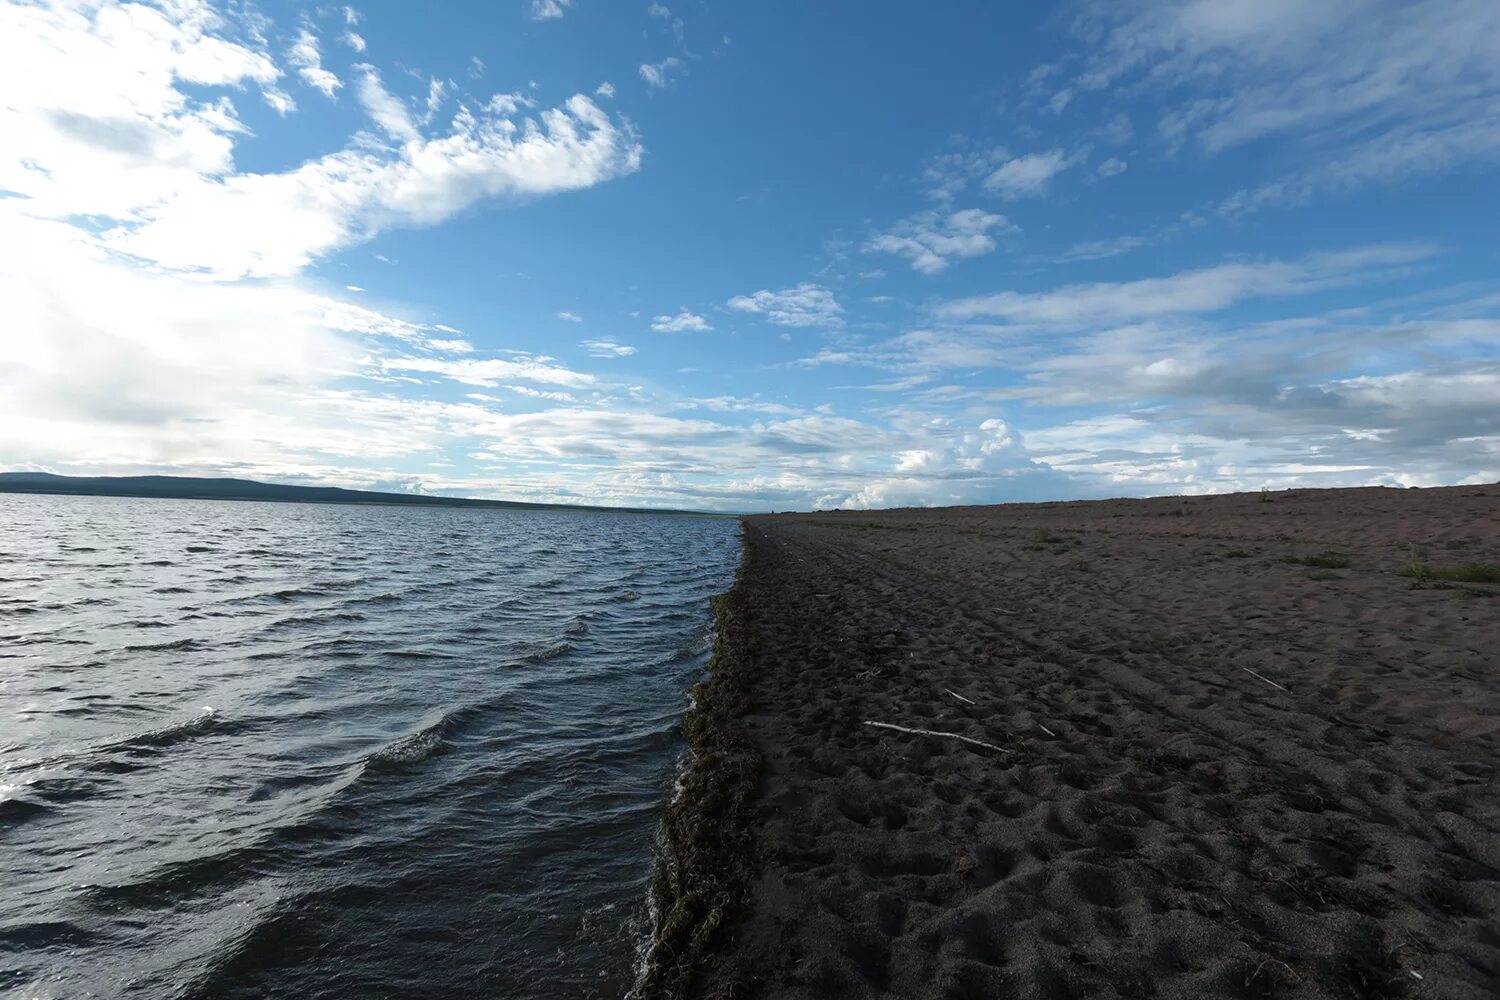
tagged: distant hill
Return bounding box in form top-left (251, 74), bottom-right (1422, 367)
top-left (0, 472), bottom-right (708, 516)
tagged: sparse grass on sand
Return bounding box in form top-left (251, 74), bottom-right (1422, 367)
top-left (1282, 551), bottom-right (1352, 569)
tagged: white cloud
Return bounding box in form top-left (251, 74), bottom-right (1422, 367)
top-left (557, 311), bottom-right (583, 322)
top-left (596, 81), bottom-right (615, 98)
top-left (982, 149), bottom-right (1078, 199)
top-left (728, 283), bottom-right (843, 328)
top-left (0, 0), bottom-right (280, 220)
top-left (651, 308), bottom-right (712, 333)
top-left (582, 339), bottom-right (635, 357)
top-left (1096, 157), bottom-right (1127, 178)
top-left (639, 57), bottom-right (683, 89)
top-left (864, 208), bottom-right (1013, 274)
top-left (921, 146), bottom-right (1008, 202)
top-left (941, 245), bottom-right (1433, 325)
top-left (341, 31), bottom-right (366, 52)
top-left (2, 2), bottom-right (642, 280)
top-left (0, 206), bottom-right (502, 473)
top-left (1072, 0), bottom-right (1500, 205)
top-left (107, 79), bottom-right (639, 278)
top-left (380, 354), bottom-right (596, 388)
top-left (1057, 234), bottom-right (1150, 263)
top-left (530, 0), bottom-right (573, 20)
top-left (288, 28), bottom-right (341, 98)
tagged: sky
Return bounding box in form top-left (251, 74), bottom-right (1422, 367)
top-left (2, 0), bottom-right (1497, 512)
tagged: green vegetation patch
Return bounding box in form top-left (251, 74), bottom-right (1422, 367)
top-left (1406, 561), bottom-right (1500, 584)
top-left (637, 529), bottom-right (761, 1000)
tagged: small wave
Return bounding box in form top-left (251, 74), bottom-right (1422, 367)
top-left (385, 648), bottom-right (459, 661)
top-left (142, 560), bottom-right (176, 567)
top-left (261, 610), bottom-right (368, 633)
top-left (0, 782), bottom-right (50, 826)
top-left (122, 637), bottom-right (204, 653)
top-left (523, 641), bottom-right (574, 663)
top-left (265, 586), bottom-right (330, 601)
top-left (0, 919), bottom-right (96, 948)
top-left (151, 586), bottom-right (192, 594)
top-left (185, 545), bottom-right (219, 553)
top-left (365, 716), bottom-right (452, 769)
top-left (106, 707), bottom-right (229, 753)
top-left (563, 618), bottom-right (590, 636)
top-left (611, 590), bottom-right (642, 603)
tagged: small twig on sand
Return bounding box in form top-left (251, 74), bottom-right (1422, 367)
top-left (1241, 666), bottom-right (1290, 693)
top-left (993, 607), bottom-right (1017, 615)
top-left (946, 689), bottom-right (976, 705)
top-left (1038, 723), bottom-right (1056, 737)
top-left (863, 720), bottom-right (1011, 753)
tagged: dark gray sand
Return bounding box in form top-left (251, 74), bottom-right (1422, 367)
top-left (679, 485), bottom-right (1500, 999)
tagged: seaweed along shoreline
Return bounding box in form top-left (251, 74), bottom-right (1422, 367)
top-left (634, 521), bottom-right (762, 1000)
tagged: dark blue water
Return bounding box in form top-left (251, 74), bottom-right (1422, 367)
top-left (0, 494), bottom-right (738, 999)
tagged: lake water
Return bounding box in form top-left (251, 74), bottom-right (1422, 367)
top-left (0, 494), bottom-right (739, 999)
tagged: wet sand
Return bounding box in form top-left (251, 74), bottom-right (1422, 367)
top-left (677, 485), bottom-right (1500, 999)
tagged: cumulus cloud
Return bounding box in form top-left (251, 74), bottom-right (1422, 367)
top-left (107, 79), bottom-right (639, 278)
top-left (0, 2), bottom-right (643, 281)
top-left (728, 283), bottom-right (843, 328)
top-left (864, 208), bottom-right (1013, 274)
top-left (530, 0), bottom-right (573, 20)
top-left (651, 308), bottom-right (712, 332)
top-left (557, 311), bottom-right (583, 322)
top-left (639, 56), bottom-right (683, 89)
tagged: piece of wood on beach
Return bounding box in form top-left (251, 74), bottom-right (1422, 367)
top-left (945, 688), bottom-right (976, 705)
top-left (863, 720), bottom-right (1011, 753)
top-left (1240, 666), bottom-right (1290, 692)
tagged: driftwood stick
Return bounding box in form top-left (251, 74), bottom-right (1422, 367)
top-left (1241, 666), bottom-right (1290, 693)
top-left (1038, 723), bottom-right (1056, 737)
top-left (863, 720), bottom-right (1010, 753)
top-left (945, 689), bottom-right (976, 705)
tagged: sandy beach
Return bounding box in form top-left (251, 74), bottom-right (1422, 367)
top-left (650, 484), bottom-right (1500, 999)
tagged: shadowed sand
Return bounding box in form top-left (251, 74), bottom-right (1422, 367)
top-left (677, 485), bottom-right (1499, 999)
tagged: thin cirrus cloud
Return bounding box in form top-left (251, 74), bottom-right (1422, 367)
top-left (981, 149), bottom-right (1079, 199)
top-left (1064, 0), bottom-right (1500, 210)
top-left (581, 339), bottom-right (636, 358)
top-left (939, 245), bottom-right (1434, 325)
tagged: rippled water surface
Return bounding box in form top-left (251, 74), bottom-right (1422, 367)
top-left (0, 495), bottom-right (738, 999)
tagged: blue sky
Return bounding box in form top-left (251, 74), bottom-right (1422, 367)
top-left (2, 0), bottom-right (1497, 511)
